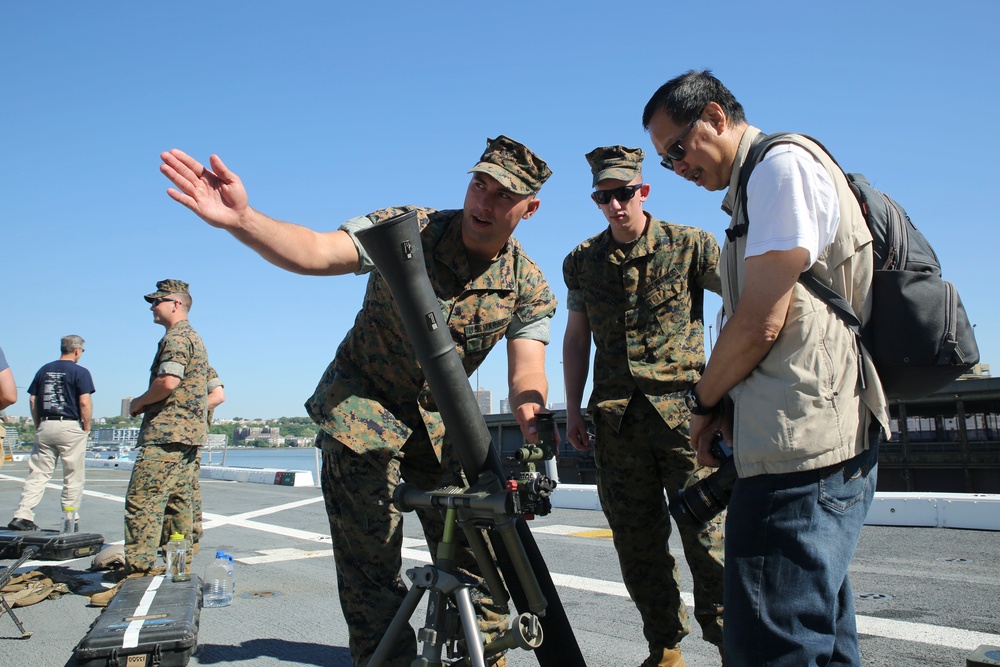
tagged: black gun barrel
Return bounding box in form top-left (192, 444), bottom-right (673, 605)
top-left (355, 210), bottom-right (586, 667)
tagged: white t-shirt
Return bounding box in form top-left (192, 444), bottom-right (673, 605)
top-left (744, 143), bottom-right (840, 270)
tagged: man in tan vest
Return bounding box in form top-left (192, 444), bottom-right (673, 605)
top-left (642, 70), bottom-right (889, 667)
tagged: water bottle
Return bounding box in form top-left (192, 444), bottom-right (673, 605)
top-left (165, 533), bottom-right (191, 582)
top-left (62, 506), bottom-right (77, 534)
top-left (202, 551), bottom-right (234, 607)
top-left (225, 553), bottom-right (236, 597)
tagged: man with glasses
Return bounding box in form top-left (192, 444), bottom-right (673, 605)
top-left (121, 280), bottom-right (210, 580)
top-left (562, 145), bottom-right (723, 667)
top-left (159, 136), bottom-right (556, 667)
top-left (642, 70), bottom-right (889, 666)
top-left (8, 335), bottom-right (94, 531)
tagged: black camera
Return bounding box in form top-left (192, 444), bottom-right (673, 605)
top-left (669, 434), bottom-right (737, 527)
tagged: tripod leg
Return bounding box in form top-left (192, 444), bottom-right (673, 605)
top-left (1, 597), bottom-right (32, 639)
top-left (454, 586), bottom-right (487, 667)
top-left (368, 575), bottom-right (428, 667)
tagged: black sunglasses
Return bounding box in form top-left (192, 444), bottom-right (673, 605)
top-left (660, 113), bottom-right (702, 171)
top-left (152, 297), bottom-right (179, 306)
top-left (591, 183), bottom-right (643, 206)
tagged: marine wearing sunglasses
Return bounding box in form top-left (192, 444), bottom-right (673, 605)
top-left (591, 183), bottom-right (643, 206)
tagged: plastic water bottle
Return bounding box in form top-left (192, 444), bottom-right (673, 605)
top-left (62, 506), bottom-right (77, 534)
top-left (165, 533), bottom-right (191, 582)
top-left (225, 553), bottom-right (236, 597)
top-left (202, 551), bottom-right (234, 607)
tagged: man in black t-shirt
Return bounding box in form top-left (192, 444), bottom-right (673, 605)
top-left (8, 335), bottom-right (95, 531)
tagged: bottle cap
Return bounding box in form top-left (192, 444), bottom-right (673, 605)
top-left (215, 551), bottom-right (226, 558)
top-left (169, 532), bottom-right (185, 541)
top-left (65, 506), bottom-right (75, 512)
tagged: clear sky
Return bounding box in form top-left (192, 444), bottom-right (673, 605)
top-left (2, 1), bottom-right (997, 420)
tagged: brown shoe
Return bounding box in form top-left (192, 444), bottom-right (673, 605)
top-left (89, 580), bottom-right (124, 607)
top-left (90, 567), bottom-right (168, 607)
top-left (639, 646), bottom-right (686, 667)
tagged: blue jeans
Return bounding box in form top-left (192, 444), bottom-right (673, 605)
top-left (724, 432), bottom-right (879, 666)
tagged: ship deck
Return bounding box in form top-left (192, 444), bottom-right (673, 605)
top-left (2, 458), bottom-right (999, 667)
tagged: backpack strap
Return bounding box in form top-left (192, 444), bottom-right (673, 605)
top-left (735, 132), bottom-right (867, 386)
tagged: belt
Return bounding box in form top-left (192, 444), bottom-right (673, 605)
top-left (41, 416), bottom-right (77, 421)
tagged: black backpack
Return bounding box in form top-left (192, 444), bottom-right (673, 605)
top-left (735, 132), bottom-right (979, 401)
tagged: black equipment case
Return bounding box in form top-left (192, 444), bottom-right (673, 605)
top-left (0, 529), bottom-right (104, 561)
top-left (75, 575), bottom-right (202, 667)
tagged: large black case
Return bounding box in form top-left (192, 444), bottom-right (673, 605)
top-left (0, 529), bottom-right (104, 561)
top-left (75, 575), bottom-right (202, 667)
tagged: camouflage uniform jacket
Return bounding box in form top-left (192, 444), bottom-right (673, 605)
top-left (138, 320), bottom-right (210, 447)
top-left (306, 206), bottom-right (556, 458)
top-left (563, 213), bottom-right (721, 431)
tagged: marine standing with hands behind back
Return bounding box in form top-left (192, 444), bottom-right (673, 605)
top-left (160, 136), bottom-right (557, 667)
top-left (124, 280), bottom-right (210, 577)
top-left (562, 146), bottom-right (724, 667)
top-left (642, 70), bottom-right (889, 666)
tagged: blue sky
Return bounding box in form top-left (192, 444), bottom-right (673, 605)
top-left (2, 1), bottom-right (997, 420)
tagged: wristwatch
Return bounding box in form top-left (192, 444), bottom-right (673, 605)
top-left (683, 385), bottom-right (717, 416)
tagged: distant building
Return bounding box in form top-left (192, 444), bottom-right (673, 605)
top-left (499, 399), bottom-right (511, 414)
top-left (234, 425), bottom-right (285, 446)
top-left (474, 389), bottom-right (492, 415)
top-left (121, 398), bottom-right (133, 418)
top-left (206, 433), bottom-right (227, 448)
top-left (4, 426), bottom-right (19, 448)
top-left (91, 426), bottom-right (140, 449)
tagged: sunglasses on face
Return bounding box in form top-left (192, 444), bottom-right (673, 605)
top-left (660, 113), bottom-right (702, 171)
top-left (591, 183), bottom-right (642, 206)
top-left (152, 297), bottom-right (179, 307)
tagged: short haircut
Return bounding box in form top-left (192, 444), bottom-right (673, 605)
top-left (61, 335), bottom-right (85, 355)
top-left (174, 292), bottom-right (193, 310)
top-left (642, 69), bottom-right (746, 130)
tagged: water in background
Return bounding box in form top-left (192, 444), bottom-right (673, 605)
top-left (202, 447), bottom-right (321, 472)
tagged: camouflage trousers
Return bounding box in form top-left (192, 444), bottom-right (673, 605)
top-left (124, 443), bottom-right (198, 574)
top-left (594, 393), bottom-right (725, 654)
top-left (318, 431), bottom-right (508, 667)
top-left (164, 457), bottom-right (202, 550)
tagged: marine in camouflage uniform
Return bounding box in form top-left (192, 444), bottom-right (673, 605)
top-left (562, 146), bottom-right (725, 667)
top-left (160, 137), bottom-right (555, 667)
top-left (125, 279), bottom-right (210, 575)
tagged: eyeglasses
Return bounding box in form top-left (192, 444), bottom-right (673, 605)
top-left (152, 297), bottom-right (179, 307)
top-left (591, 184), bottom-right (643, 206)
top-left (659, 112), bottom-right (702, 171)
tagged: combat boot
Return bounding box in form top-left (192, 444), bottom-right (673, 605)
top-left (89, 567), bottom-right (167, 607)
top-left (639, 646), bottom-right (686, 667)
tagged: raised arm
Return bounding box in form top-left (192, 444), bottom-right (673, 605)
top-left (159, 149), bottom-right (361, 275)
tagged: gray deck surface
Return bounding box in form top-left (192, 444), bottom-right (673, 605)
top-left (2, 459), bottom-right (999, 667)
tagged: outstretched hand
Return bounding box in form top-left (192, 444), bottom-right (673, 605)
top-left (160, 150), bottom-right (248, 230)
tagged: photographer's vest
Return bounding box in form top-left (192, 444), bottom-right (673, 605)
top-left (719, 127), bottom-right (889, 477)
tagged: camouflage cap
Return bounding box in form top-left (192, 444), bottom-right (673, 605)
top-left (144, 279), bottom-right (190, 303)
top-left (468, 135), bottom-right (552, 195)
top-left (586, 145), bottom-right (645, 187)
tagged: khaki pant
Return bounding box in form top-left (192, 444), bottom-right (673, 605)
top-left (13, 420), bottom-right (88, 522)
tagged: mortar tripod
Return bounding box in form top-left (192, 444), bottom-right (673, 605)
top-left (368, 484), bottom-right (546, 667)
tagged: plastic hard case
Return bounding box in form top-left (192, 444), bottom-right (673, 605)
top-left (0, 529), bottom-right (104, 561)
top-left (75, 575), bottom-right (202, 667)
